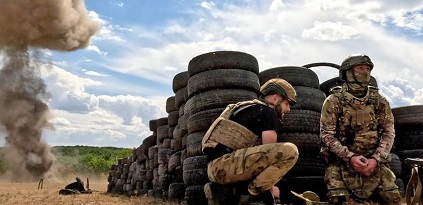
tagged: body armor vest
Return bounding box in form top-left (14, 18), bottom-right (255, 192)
top-left (202, 99), bottom-right (268, 152)
top-left (323, 84), bottom-right (382, 162)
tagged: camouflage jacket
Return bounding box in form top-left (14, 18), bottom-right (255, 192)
top-left (320, 85), bottom-right (395, 164)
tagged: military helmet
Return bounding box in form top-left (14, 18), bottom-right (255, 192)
top-left (339, 54), bottom-right (373, 81)
top-left (260, 78), bottom-right (296, 105)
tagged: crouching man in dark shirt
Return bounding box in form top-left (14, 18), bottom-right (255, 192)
top-left (202, 78), bottom-right (299, 205)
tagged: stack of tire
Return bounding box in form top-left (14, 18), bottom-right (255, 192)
top-left (183, 51), bottom-right (261, 205)
top-left (258, 66), bottom-right (327, 204)
top-left (314, 62), bottom-right (405, 197)
top-left (146, 117), bottom-right (168, 197)
top-left (392, 105), bottom-right (423, 195)
top-left (167, 71), bottom-right (190, 202)
top-left (152, 96), bottom-right (181, 199)
top-left (107, 158), bottom-right (127, 194)
top-left (133, 127), bottom-right (158, 196)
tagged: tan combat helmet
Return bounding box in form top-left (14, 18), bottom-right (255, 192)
top-left (260, 78), bottom-right (297, 105)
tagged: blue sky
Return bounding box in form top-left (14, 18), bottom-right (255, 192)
top-left (1, 0), bottom-right (423, 148)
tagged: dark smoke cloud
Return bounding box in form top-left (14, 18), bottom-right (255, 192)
top-left (0, 0), bottom-right (100, 181)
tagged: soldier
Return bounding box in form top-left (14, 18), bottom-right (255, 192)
top-left (320, 54), bottom-right (402, 204)
top-left (202, 78), bottom-right (299, 205)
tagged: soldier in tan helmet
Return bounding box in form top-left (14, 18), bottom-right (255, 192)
top-left (202, 78), bottom-right (299, 205)
top-left (320, 54), bottom-right (402, 204)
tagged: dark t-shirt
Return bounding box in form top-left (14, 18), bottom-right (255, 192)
top-left (205, 104), bottom-right (281, 161)
top-left (230, 104), bottom-right (280, 138)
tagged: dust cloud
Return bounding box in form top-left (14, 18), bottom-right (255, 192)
top-left (0, 0), bottom-right (100, 181)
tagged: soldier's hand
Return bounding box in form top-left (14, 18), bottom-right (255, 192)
top-left (350, 155), bottom-right (368, 173)
top-left (270, 186), bottom-right (280, 199)
top-left (362, 158), bottom-right (378, 176)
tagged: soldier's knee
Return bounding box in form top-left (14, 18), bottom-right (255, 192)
top-left (380, 189), bottom-right (402, 205)
top-left (278, 142), bottom-right (298, 157)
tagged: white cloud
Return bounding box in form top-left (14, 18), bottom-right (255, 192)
top-left (41, 64), bottom-right (102, 113)
top-left (88, 11), bottom-right (126, 42)
top-left (83, 70), bottom-right (109, 77)
top-left (35, 0), bottom-right (423, 148)
top-left (200, 2), bottom-right (215, 9)
top-left (86, 45), bottom-right (108, 55)
top-left (269, 0), bottom-right (284, 11)
top-left (39, 64), bottom-right (168, 147)
top-left (302, 21), bottom-right (360, 41)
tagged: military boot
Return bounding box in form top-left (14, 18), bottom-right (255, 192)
top-left (238, 190), bottom-right (282, 205)
top-left (204, 182), bottom-right (238, 205)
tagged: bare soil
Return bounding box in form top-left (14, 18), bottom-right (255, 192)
top-left (0, 182), bottom-right (183, 205)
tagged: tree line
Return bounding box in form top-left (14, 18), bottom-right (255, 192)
top-left (0, 145), bottom-right (132, 175)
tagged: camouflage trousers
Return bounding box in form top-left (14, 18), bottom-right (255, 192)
top-left (207, 142), bottom-right (298, 195)
top-left (325, 162), bottom-right (402, 205)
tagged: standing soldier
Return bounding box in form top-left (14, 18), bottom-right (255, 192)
top-left (202, 78), bottom-right (299, 205)
top-left (320, 54), bottom-right (402, 204)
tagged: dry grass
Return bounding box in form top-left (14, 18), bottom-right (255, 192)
top-left (0, 182), bottom-right (183, 205)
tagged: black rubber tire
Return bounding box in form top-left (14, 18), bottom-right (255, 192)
top-left (168, 151), bottom-right (182, 173)
top-left (291, 86), bottom-right (326, 112)
top-left (392, 105), bottom-right (423, 126)
top-left (184, 185), bottom-right (208, 205)
top-left (302, 62), bottom-right (340, 69)
top-left (187, 108), bottom-right (224, 134)
top-left (168, 111), bottom-right (179, 127)
top-left (171, 138), bottom-right (183, 151)
top-left (389, 153), bottom-right (402, 177)
top-left (158, 148), bottom-right (173, 164)
top-left (166, 96), bottom-right (178, 113)
top-left (156, 117), bottom-right (169, 127)
top-left (278, 132), bottom-right (320, 154)
top-left (185, 131), bottom-right (206, 157)
top-left (149, 119), bottom-right (158, 132)
top-left (168, 182), bottom-right (185, 201)
top-left (395, 178), bottom-right (405, 197)
top-left (157, 125), bottom-right (169, 143)
top-left (172, 71), bottom-right (189, 93)
top-left (148, 146), bottom-right (158, 160)
top-left (188, 51), bottom-right (259, 77)
top-left (172, 124), bottom-right (187, 140)
top-left (285, 155), bottom-right (326, 177)
top-left (175, 87), bottom-right (187, 108)
top-left (142, 135), bottom-right (157, 157)
top-left (183, 155), bottom-right (209, 186)
top-left (280, 109), bottom-right (321, 133)
top-left (184, 89), bottom-right (257, 117)
top-left (259, 66), bottom-right (319, 88)
top-left (178, 114), bottom-right (188, 132)
top-left (188, 69), bottom-right (260, 98)
top-left (183, 155), bottom-right (208, 171)
top-left (394, 124), bottom-right (423, 151)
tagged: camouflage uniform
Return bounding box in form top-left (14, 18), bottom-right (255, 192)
top-left (203, 78), bottom-right (299, 204)
top-left (207, 142), bottom-right (298, 195)
top-left (320, 84), bottom-right (402, 204)
top-left (203, 99), bottom-right (299, 196)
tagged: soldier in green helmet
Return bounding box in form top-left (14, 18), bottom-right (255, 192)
top-left (320, 54), bottom-right (403, 204)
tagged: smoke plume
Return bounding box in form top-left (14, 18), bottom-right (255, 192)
top-left (0, 0), bottom-right (100, 181)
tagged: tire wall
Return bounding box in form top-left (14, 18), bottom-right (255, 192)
top-left (106, 57), bottom-right (415, 205)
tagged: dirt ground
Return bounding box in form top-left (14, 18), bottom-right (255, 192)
top-left (0, 182), bottom-right (183, 205)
